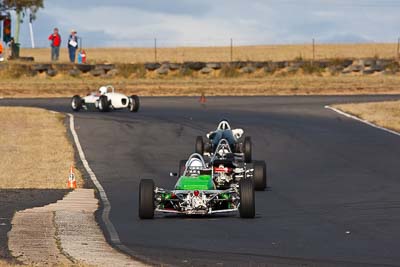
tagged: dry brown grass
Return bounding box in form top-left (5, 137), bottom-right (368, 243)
top-left (333, 101), bottom-right (400, 132)
top-left (0, 107), bottom-right (83, 189)
top-left (0, 260), bottom-right (12, 266)
top-left (19, 43), bottom-right (399, 63)
top-left (0, 75), bottom-right (400, 98)
top-left (5, 43), bottom-right (400, 98)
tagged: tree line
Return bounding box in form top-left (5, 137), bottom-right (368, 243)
top-left (1, 0), bottom-right (44, 43)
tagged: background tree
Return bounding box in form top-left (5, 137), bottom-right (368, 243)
top-left (3, 0), bottom-right (44, 43)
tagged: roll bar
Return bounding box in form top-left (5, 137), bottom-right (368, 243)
top-left (216, 120), bottom-right (231, 131)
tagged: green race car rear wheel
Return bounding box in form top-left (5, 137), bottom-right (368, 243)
top-left (195, 136), bottom-right (204, 155)
top-left (178, 160), bottom-right (186, 177)
top-left (244, 136), bottom-right (252, 163)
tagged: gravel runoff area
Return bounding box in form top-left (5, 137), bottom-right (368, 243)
top-left (8, 189), bottom-right (145, 266)
top-left (0, 189), bottom-right (69, 263)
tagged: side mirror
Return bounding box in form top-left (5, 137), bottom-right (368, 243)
top-left (169, 172), bottom-right (178, 177)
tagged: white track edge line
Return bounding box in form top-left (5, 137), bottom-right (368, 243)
top-left (67, 113), bottom-right (121, 244)
top-left (324, 105), bottom-right (400, 137)
top-left (68, 114), bottom-right (153, 264)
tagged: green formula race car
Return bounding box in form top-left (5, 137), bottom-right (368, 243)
top-left (138, 153), bottom-right (255, 219)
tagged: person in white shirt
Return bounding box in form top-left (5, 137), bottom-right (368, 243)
top-left (67, 29), bottom-right (79, 63)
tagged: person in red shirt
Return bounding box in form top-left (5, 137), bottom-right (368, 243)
top-left (48, 27), bottom-right (61, 61)
top-left (0, 42), bottom-right (3, 61)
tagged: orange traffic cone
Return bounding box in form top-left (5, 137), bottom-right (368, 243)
top-left (199, 93), bottom-right (206, 104)
top-left (67, 165), bottom-right (77, 189)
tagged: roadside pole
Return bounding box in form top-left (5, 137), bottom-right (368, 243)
top-left (312, 38), bottom-right (315, 64)
top-left (154, 38), bottom-right (157, 62)
top-left (29, 12), bottom-right (35, 48)
top-left (230, 38), bottom-right (233, 62)
top-left (14, 11), bottom-right (21, 44)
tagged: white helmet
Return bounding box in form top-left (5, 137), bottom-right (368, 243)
top-left (187, 158), bottom-right (204, 169)
top-left (99, 86), bottom-right (108, 95)
top-left (217, 120), bottom-right (231, 130)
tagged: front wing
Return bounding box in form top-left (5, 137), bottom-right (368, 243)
top-left (154, 188), bottom-right (240, 215)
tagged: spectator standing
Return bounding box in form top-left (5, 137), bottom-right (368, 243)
top-left (48, 28), bottom-right (61, 61)
top-left (68, 29), bottom-right (79, 63)
top-left (0, 42), bottom-right (3, 61)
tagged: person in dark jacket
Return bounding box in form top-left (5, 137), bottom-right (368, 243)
top-left (48, 27), bottom-right (61, 61)
top-left (68, 29), bottom-right (78, 63)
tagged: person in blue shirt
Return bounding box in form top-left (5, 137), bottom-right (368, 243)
top-left (67, 29), bottom-right (79, 63)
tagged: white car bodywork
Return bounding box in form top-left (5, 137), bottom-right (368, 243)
top-left (83, 91), bottom-right (129, 109)
top-left (71, 85), bottom-right (139, 112)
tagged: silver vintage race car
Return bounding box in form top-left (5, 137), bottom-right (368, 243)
top-left (71, 85), bottom-right (140, 112)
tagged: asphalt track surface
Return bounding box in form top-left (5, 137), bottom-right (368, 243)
top-left (2, 95), bottom-right (400, 267)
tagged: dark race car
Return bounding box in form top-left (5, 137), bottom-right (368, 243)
top-left (195, 120), bottom-right (252, 163)
top-left (188, 132), bottom-right (267, 191)
top-left (208, 138), bottom-right (267, 191)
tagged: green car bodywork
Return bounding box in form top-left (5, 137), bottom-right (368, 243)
top-left (174, 175), bottom-right (215, 190)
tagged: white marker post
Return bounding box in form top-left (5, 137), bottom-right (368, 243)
top-left (29, 12), bottom-right (35, 48)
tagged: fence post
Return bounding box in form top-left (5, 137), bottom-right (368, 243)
top-left (230, 38), bottom-right (233, 62)
top-left (397, 37), bottom-right (400, 61)
top-left (154, 38), bottom-right (157, 62)
top-left (312, 38), bottom-right (315, 64)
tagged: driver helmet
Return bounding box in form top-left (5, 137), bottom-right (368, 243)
top-left (217, 147), bottom-right (230, 157)
top-left (99, 86), bottom-right (108, 95)
top-left (187, 158), bottom-right (204, 169)
top-left (217, 119), bottom-right (231, 130)
top-left (186, 157), bottom-right (204, 175)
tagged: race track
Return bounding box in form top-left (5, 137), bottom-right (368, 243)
top-left (2, 95), bottom-right (400, 266)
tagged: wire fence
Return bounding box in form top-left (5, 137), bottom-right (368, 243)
top-left (15, 37), bottom-right (400, 63)
top-left (28, 37), bottom-right (277, 49)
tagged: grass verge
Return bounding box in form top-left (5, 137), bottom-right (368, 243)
top-left (0, 107), bottom-right (83, 189)
top-left (19, 43), bottom-right (400, 63)
top-left (0, 260), bottom-right (12, 266)
top-left (333, 100), bottom-right (400, 132)
top-left (1, 75), bottom-right (400, 98)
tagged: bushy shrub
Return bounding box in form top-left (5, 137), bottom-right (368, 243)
top-left (220, 64), bottom-right (240, 77)
top-left (117, 63), bottom-right (146, 78)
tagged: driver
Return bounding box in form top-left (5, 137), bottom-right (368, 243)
top-left (207, 129), bottom-right (244, 152)
top-left (98, 86), bottom-right (108, 95)
top-left (185, 156), bottom-right (205, 176)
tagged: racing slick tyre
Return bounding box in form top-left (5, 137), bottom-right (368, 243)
top-left (234, 143), bottom-right (242, 153)
top-left (98, 95), bottom-right (110, 112)
top-left (239, 178), bottom-right (255, 218)
top-left (178, 160), bottom-right (186, 177)
top-left (71, 95), bottom-right (83, 111)
top-left (195, 136), bottom-right (204, 155)
top-left (253, 160), bottom-right (267, 191)
top-left (204, 142), bottom-right (212, 153)
top-left (129, 95), bottom-right (140, 112)
top-left (244, 136), bottom-right (252, 163)
top-left (139, 179), bottom-right (155, 219)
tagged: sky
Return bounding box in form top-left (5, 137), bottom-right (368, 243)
top-left (13, 0), bottom-right (400, 48)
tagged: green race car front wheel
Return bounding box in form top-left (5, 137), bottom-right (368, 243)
top-left (139, 179), bottom-right (155, 219)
